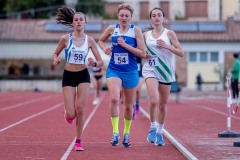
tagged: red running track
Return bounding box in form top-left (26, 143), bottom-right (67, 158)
top-left (0, 91), bottom-right (240, 159)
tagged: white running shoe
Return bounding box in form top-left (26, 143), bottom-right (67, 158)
top-left (92, 98), bottom-right (99, 105)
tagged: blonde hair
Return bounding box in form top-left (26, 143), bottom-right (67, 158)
top-left (117, 4), bottom-right (134, 16)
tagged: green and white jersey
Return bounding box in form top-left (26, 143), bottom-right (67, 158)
top-left (142, 28), bottom-right (176, 83)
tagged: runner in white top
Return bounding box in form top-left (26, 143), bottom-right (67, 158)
top-left (143, 28), bottom-right (175, 83)
top-left (142, 7), bottom-right (184, 146)
top-left (52, 6), bottom-right (103, 151)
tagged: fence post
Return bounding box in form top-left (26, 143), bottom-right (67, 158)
top-left (218, 72), bottom-right (240, 138)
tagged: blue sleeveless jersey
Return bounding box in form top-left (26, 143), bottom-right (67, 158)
top-left (108, 24), bottom-right (138, 72)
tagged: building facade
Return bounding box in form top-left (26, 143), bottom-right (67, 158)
top-left (104, 0), bottom-right (240, 21)
top-left (0, 0), bottom-right (240, 91)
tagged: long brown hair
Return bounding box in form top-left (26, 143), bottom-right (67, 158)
top-left (56, 6), bottom-right (86, 27)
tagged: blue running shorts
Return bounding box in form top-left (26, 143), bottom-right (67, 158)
top-left (106, 68), bottom-right (139, 89)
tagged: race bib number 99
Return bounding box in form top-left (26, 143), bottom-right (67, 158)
top-left (114, 53), bottom-right (129, 64)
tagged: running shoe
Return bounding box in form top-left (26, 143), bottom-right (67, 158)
top-left (147, 128), bottom-right (157, 143)
top-left (75, 142), bottom-right (84, 151)
top-left (155, 133), bottom-right (165, 146)
top-left (132, 107), bottom-right (136, 120)
top-left (110, 133), bottom-right (120, 146)
top-left (64, 111), bottom-right (74, 124)
top-left (92, 97), bottom-right (99, 105)
top-left (135, 105), bottom-right (140, 114)
top-left (122, 133), bottom-right (131, 148)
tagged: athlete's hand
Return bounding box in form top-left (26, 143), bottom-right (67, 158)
top-left (104, 47), bottom-right (112, 55)
top-left (117, 36), bottom-right (128, 48)
top-left (157, 39), bottom-right (168, 49)
top-left (145, 54), bottom-right (151, 59)
top-left (142, 51), bottom-right (151, 59)
top-left (88, 57), bottom-right (96, 67)
top-left (53, 56), bottom-right (61, 65)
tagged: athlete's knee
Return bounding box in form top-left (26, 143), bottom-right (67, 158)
top-left (110, 96), bottom-right (119, 105)
top-left (159, 103), bottom-right (167, 112)
top-left (124, 106), bottom-right (132, 113)
top-left (149, 97), bottom-right (158, 106)
top-left (75, 104), bottom-right (85, 115)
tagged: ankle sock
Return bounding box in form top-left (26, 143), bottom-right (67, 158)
top-left (76, 139), bottom-right (81, 144)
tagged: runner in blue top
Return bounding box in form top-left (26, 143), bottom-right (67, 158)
top-left (52, 6), bottom-right (103, 151)
top-left (98, 3), bottom-right (149, 148)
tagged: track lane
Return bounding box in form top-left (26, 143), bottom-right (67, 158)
top-left (66, 91), bottom-right (186, 160)
top-left (0, 92), bottom-right (96, 159)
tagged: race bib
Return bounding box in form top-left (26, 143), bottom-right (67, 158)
top-left (114, 53), bottom-right (129, 64)
top-left (69, 50), bottom-right (85, 64)
top-left (148, 56), bottom-right (158, 67)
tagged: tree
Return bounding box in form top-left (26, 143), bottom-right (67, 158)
top-left (2, 0), bottom-right (64, 18)
top-left (76, 0), bottom-right (104, 17)
top-left (0, 0), bottom-right (104, 19)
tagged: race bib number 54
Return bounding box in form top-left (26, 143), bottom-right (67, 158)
top-left (114, 53), bottom-right (129, 64)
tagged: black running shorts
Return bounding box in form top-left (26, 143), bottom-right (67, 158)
top-left (62, 68), bottom-right (90, 87)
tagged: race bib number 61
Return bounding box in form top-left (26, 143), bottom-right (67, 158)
top-left (148, 56), bottom-right (158, 66)
top-left (114, 53), bottom-right (129, 64)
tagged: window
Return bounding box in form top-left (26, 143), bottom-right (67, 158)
top-left (188, 51), bottom-right (219, 63)
top-left (189, 52), bottom-right (197, 62)
top-left (185, 1), bottom-right (208, 18)
top-left (210, 52), bottom-right (218, 62)
top-left (200, 52), bottom-right (207, 62)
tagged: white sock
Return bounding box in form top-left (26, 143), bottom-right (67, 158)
top-left (157, 124), bottom-right (164, 133)
top-left (150, 121), bottom-right (157, 129)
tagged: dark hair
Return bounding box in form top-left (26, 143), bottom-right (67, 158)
top-left (143, 8), bottom-right (165, 32)
top-left (149, 7), bottom-right (165, 18)
top-left (56, 6), bottom-right (75, 26)
top-left (233, 53), bottom-right (239, 59)
top-left (56, 6), bottom-right (86, 27)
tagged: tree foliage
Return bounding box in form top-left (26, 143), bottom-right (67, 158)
top-left (1, 0), bottom-right (63, 18)
top-left (0, 0), bottom-right (104, 19)
top-left (4, 0), bottom-right (63, 12)
top-left (76, 0), bottom-right (104, 16)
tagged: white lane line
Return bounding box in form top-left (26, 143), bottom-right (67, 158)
top-left (140, 108), bottom-right (198, 160)
top-left (181, 101), bottom-right (240, 120)
top-left (0, 102), bottom-right (63, 132)
top-left (60, 95), bottom-right (104, 160)
top-left (0, 96), bottom-right (55, 111)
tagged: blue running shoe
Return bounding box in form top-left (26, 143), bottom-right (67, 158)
top-left (147, 128), bottom-right (156, 143)
top-left (110, 133), bottom-right (119, 146)
top-left (155, 133), bottom-right (165, 146)
top-left (122, 134), bottom-right (131, 148)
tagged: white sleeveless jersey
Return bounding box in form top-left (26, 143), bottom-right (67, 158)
top-left (64, 33), bottom-right (89, 64)
top-left (142, 28), bottom-right (176, 83)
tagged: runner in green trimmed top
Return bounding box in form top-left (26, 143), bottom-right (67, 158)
top-left (142, 7), bottom-right (184, 146)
